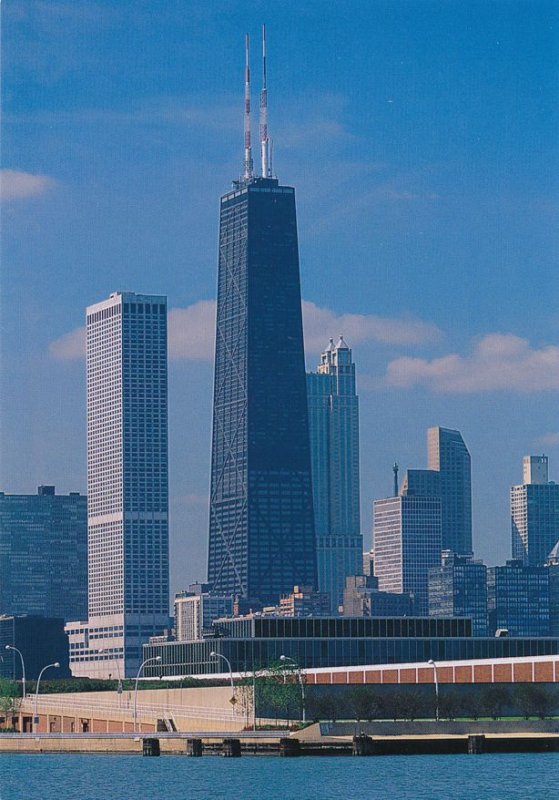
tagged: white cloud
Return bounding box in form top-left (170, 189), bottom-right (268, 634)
top-left (1, 169), bottom-right (55, 200)
top-left (384, 333), bottom-right (559, 393)
top-left (537, 432), bottom-right (559, 448)
top-left (49, 326), bottom-right (85, 360)
top-left (302, 301), bottom-right (442, 354)
top-left (49, 299), bottom-right (440, 363)
top-left (168, 301), bottom-right (215, 361)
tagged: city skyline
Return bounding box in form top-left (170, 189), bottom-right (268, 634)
top-left (2, 2), bottom-right (558, 595)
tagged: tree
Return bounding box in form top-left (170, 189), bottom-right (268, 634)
top-left (257, 663), bottom-right (301, 724)
top-left (514, 684), bottom-right (559, 719)
top-left (438, 689), bottom-right (463, 721)
top-left (347, 687), bottom-right (382, 722)
top-left (0, 679), bottom-right (21, 730)
top-left (480, 685), bottom-right (510, 719)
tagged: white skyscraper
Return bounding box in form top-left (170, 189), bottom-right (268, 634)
top-left (373, 492), bottom-right (442, 616)
top-left (307, 337), bottom-right (362, 613)
top-left (66, 292), bottom-right (169, 678)
top-left (512, 455), bottom-right (559, 566)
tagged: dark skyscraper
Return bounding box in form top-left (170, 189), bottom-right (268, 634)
top-left (428, 426), bottom-right (472, 555)
top-left (207, 30), bottom-right (316, 604)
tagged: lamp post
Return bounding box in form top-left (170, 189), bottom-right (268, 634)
top-left (210, 651), bottom-right (236, 718)
top-left (133, 656), bottom-right (161, 732)
top-left (280, 655), bottom-right (306, 724)
top-left (33, 662), bottom-right (60, 733)
top-left (5, 645), bottom-right (26, 699)
top-left (428, 659), bottom-right (439, 722)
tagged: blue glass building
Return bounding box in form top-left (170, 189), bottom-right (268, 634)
top-left (0, 486), bottom-right (87, 621)
top-left (487, 560), bottom-right (550, 636)
top-left (207, 175), bottom-right (316, 604)
top-left (511, 455), bottom-right (559, 566)
top-left (428, 551), bottom-right (488, 636)
top-left (307, 337), bottom-right (362, 612)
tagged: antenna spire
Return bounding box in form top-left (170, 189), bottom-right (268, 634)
top-left (243, 33), bottom-right (254, 181)
top-left (259, 24), bottom-right (271, 178)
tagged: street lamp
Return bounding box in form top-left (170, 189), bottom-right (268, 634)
top-left (428, 659), bottom-right (439, 722)
top-left (5, 645), bottom-right (26, 699)
top-left (133, 656), bottom-right (161, 732)
top-left (210, 651), bottom-right (236, 717)
top-left (33, 662), bottom-right (60, 733)
top-left (280, 655), bottom-right (306, 724)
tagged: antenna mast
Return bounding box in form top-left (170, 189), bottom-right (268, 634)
top-left (243, 33), bottom-right (254, 182)
top-left (260, 24), bottom-right (270, 178)
top-left (393, 462), bottom-right (399, 496)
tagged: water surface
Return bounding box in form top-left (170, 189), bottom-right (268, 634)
top-left (1, 753), bottom-right (557, 800)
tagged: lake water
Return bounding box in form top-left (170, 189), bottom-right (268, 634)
top-left (1, 753), bottom-right (557, 800)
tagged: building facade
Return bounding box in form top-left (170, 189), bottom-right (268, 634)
top-left (511, 455), bottom-right (559, 566)
top-left (142, 614), bottom-right (559, 677)
top-left (0, 486), bottom-right (87, 621)
top-left (427, 427), bottom-right (472, 555)
top-left (342, 575), bottom-right (413, 618)
top-left (66, 292), bottom-right (169, 678)
top-left (261, 585), bottom-right (331, 617)
top-left (0, 615), bottom-right (70, 680)
top-left (174, 584), bottom-right (233, 643)
top-left (307, 337), bottom-right (362, 612)
top-left (428, 551), bottom-right (488, 636)
top-left (546, 541), bottom-right (559, 637)
top-left (207, 173), bottom-right (316, 604)
top-left (373, 492), bottom-right (441, 615)
top-left (487, 560), bottom-right (550, 637)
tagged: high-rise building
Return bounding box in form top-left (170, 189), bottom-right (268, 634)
top-left (174, 584), bottom-right (233, 642)
top-left (373, 491), bottom-right (441, 615)
top-left (0, 615), bottom-right (70, 680)
top-left (342, 575), bottom-right (413, 618)
top-left (427, 427), bottom-right (472, 555)
top-left (545, 541), bottom-right (559, 637)
top-left (66, 292), bottom-right (169, 678)
top-left (307, 337), bottom-right (362, 612)
top-left (207, 33), bottom-right (316, 605)
top-left (399, 469), bottom-right (440, 498)
top-left (487, 560), bottom-right (550, 637)
top-left (511, 455), bottom-right (559, 566)
top-left (0, 486), bottom-right (87, 621)
top-left (428, 551), bottom-right (488, 636)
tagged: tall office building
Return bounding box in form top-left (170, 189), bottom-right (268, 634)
top-left (428, 551), bottom-right (488, 636)
top-left (307, 337), bottom-right (362, 612)
top-left (207, 32), bottom-right (316, 605)
top-left (66, 292), bottom-right (169, 678)
top-left (373, 488), bottom-right (442, 615)
top-left (174, 584), bottom-right (233, 643)
top-left (427, 427), bottom-right (472, 555)
top-left (487, 560), bottom-right (550, 637)
top-left (511, 455), bottom-right (559, 566)
top-left (0, 486), bottom-right (87, 621)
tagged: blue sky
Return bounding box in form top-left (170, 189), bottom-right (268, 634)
top-left (2, 0), bottom-right (558, 595)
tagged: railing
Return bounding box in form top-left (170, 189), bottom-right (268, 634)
top-left (20, 695), bottom-right (241, 723)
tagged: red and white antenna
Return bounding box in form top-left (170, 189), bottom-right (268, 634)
top-left (259, 24), bottom-right (271, 178)
top-left (243, 33), bottom-right (254, 182)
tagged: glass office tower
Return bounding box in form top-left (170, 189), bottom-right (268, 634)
top-left (307, 337), bottom-right (362, 612)
top-left (511, 455), bottom-right (559, 566)
top-left (428, 427), bottom-right (472, 555)
top-left (0, 486), bottom-right (87, 621)
top-left (207, 177), bottom-right (316, 605)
